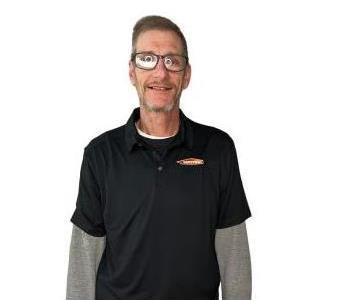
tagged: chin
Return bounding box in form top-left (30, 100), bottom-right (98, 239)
top-left (142, 98), bottom-right (176, 113)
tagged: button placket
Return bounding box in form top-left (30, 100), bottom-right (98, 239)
top-left (152, 149), bottom-right (167, 172)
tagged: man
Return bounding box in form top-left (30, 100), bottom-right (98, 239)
top-left (66, 15), bottom-right (252, 300)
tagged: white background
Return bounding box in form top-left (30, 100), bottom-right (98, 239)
top-left (1, 0), bottom-right (349, 299)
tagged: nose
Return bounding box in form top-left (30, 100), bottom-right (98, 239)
top-left (152, 57), bottom-right (168, 78)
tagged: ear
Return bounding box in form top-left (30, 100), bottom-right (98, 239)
top-left (182, 63), bottom-right (191, 90)
top-left (129, 60), bottom-right (136, 86)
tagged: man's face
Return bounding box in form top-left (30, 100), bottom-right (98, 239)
top-left (129, 30), bottom-right (191, 113)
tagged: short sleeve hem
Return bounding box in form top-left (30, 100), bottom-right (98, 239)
top-left (70, 212), bottom-right (106, 237)
top-left (215, 208), bottom-right (252, 229)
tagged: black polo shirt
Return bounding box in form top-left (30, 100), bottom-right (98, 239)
top-left (70, 106), bottom-right (252, 300)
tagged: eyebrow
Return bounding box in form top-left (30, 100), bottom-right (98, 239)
top-left (136, 51), bottom-right (183, 56)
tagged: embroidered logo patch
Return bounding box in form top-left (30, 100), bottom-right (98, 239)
top-left (176, 157), bottom-right (205, 166)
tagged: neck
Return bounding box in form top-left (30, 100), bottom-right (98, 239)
top-left (137, 106), bottom-right (180, 137)
top-left (135, 121), bottom-right (175, 139)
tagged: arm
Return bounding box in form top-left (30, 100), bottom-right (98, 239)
top-left (66, 224), bottom-right (106, 300)
top-left (215, 221), bottom-right (252, 300)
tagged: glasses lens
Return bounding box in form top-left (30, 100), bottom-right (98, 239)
top-left (135, 53), bottom-right (157, 69)
top-left (134, 53), bottom-right (187, 71)
top-left (164, 55), bottom-right (187, 71)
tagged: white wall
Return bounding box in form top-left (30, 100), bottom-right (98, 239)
top-left (1, 0), bottom-right (349, 299)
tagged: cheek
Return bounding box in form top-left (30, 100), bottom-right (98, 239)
top-left (134, 76), bottom-right (147, 91)
top-left (170, 75), bottom-right (185, 89)
top-left (178, 78), bottom-right (187, 90)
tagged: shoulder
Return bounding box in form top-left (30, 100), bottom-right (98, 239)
top-left (189, 118), bottom-right (236, 151)
top-left (83, 124), bottom-right (125, 155)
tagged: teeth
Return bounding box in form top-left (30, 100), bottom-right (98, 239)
top-left (150, 86), bottom-right (168, 90)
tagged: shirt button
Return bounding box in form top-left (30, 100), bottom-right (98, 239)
top-left (157, 165), bottom-right (163, 171)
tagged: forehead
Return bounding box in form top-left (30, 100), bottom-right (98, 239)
top-left (135, 30), bottom-right (183, 55)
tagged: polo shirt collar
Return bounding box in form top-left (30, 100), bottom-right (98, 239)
top-left (125, 106), bottom-right (194, 152)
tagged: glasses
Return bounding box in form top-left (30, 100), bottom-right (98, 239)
top-left (131, 52), bottom-right (188, 72)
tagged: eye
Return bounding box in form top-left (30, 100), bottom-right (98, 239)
top-left (135, 53), bottom-right (157, 69)
top-left (141, 55), bottom-right (155, 63)
top-left (164, 56), bottom-right (176, 66)
top-left (164, 57), bottom-right (172, 65)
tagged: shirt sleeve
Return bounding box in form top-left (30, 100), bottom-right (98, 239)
top-left (70, 147), bottom-right (106, 237)
top-left (214, 221), bottom-right (252, 300)
top-left (215, 135), bottom-right (252, 229)
top-left (66, 224), bottom-right (106, 300)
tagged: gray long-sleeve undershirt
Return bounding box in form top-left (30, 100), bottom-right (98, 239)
top-left (66, 222), bottom-right (251, 300)
top-left (215, 222), bottom-right (252, 300)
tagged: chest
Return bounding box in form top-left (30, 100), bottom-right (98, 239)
top-left (102, 147), bottom-right (220, 235)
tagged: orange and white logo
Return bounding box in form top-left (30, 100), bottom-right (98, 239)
top-left (176, 157), bottom-right (205, 166)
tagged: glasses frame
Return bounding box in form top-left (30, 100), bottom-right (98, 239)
top-left (131, 52), bottom-right (189, 72)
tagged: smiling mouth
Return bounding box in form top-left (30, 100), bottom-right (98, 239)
top-left (147, 86), bottom-right (172, 91)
